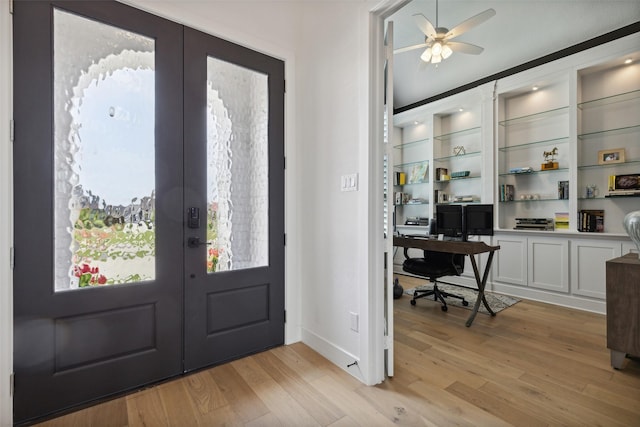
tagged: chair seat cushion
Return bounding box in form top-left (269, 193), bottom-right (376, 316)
top-left (403, 257), bottom-right (459, 278)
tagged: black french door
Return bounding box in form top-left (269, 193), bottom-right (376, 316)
top-left (13, 1), bottom-right (284, 423)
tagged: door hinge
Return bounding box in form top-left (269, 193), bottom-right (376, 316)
top-left (9, 0), bottom-right (14, 15)
top-left (283, 156), bottom-right (286, 170)
top-left (284, 310), bottom-right (286, 323)
top-left (283, 79), bottom-right (286, 93)
top-left (9, 119), bottom-right (14, 142)
top-left (283, 233), bottom-right (286, 246)
top-left (10, 247), bottom-right (14, 270)
top-left (9, 372), bottom-right (14, 398)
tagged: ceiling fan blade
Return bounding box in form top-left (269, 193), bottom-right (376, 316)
top-left (445, 8), bottom-right (496, 40)
top-left (412, 13), bottom-right (436, 39)
top-left (394, 43), bottom-right (429, 54)
top-left (447, 41), bottom-right (484, 55)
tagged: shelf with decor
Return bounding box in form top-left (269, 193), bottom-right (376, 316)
top-left (576, 57), bottom-right (640, 234)
top-left (496, 76), bottom-right (571, 231)
top-left (432, 111), bottom-right (483, 207)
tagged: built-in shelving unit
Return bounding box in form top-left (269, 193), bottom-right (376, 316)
top-left (577, 60), bottom-right (640, 234)
top-left (496, 78), bottom-right (571, 230)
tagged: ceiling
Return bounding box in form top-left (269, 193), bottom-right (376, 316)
top-left (388, 0), bottom-right (640, 111)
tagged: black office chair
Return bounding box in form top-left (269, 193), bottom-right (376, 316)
top-left (402, 248), bottom-right (468, 311)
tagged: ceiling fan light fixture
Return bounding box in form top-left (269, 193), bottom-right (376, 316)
top-left (442, 44), bottom-right (453, 59)
top-left (431, 54), bottom-right (442, 64)
top-left (420, 47), bottom-right (433, 62)
top-left (432, 41), bottom-right (443, 56)
top-left (624, 58), bottom-right (633, 64)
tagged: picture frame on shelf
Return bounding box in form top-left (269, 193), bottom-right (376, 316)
top-left (598, 148), bottom-right (625, 165)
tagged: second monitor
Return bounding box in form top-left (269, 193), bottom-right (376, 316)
top-left (435, 204), bottom-right (494, 241)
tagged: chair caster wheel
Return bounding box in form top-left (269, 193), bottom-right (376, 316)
top-left (462, 300), bottom-right (469, 306)
top-left (410, 299), bottom-right (416, 306)
top-left (441, 305), bottom-right (448, 312)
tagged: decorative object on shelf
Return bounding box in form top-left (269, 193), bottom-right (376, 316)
top-left (623, 211), bottom-right (640, 259)
top-left (408, 162), bottom-right (428, 184)
top-left (450, 170), bottom-right (470, 178)
top-left (509, 166), bottom-right (533, 174)
top-left (435, 167), bottom-right (449, 181)
top-left (608, 174), bottom-right (640, 196)
top-left (585, 184), bottom-right (598, 199)
top-left (541, 147), bottom-right (559, 171)
top-left (598, 148), bottom-right (625, 165)
top-left (453, 145), bottom-right (466, 156)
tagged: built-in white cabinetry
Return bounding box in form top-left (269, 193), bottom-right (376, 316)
top-left (392, 33), bottom-right (639, 313)
top-left (493, 233), bottom-right (569, 292)
top-left (570, 239), bottom-right (622, 300)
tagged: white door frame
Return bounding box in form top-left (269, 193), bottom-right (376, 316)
top-left (367, 0), bottom-right (410, 384)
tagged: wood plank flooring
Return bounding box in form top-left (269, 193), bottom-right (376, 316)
top-left (36, 275), bottom-right (640, 426)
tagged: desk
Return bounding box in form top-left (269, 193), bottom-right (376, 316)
top-left (393, 236), bottom-right (500, 327)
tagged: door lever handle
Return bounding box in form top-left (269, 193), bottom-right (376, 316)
top-left (187, 237), bottom-right (211, 248)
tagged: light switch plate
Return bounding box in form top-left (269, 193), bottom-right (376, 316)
top-left (341, 173), bottom-right (358, 192)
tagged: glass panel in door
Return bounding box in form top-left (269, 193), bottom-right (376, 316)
top-left (53, 9), bottom-right (156, 291)
top-left (206, 57), bottom-right (269, 273)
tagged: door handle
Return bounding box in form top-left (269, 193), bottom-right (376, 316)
top-left (187, 237), bottom-right (210, 248)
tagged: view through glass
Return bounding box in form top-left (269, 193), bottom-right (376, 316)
top-left (54, 9), bottom-right (156, 291)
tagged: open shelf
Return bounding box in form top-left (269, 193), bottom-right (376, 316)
top-left (394, 159), bottom-right (429, 169)
top-left (577, 124), bottom-right (640, 140)
top-left (498, 136), bottom-right (569, 152)
top-left (433, 151), bottom-right (481, 161)
top-left (498, 106), bottom-right (569, 127)
top-left (393, 138), bottom-right (429, 149)
top-left (498, 167), bottom-right (569, 177)
top-left (577, 88), bottom-right (640, 109)
top-left (433, 126), bottom-right (480, 141)
top-left (578, 159), bottom-right (640, 170)
top-left (436, 175), bottom-right (481, 183)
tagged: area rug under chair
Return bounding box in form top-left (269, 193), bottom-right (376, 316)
top-left (404, 283), bottom-right (520, 314)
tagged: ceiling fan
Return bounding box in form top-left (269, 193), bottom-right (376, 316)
top-left (395, 1), bottom-right (496, 64)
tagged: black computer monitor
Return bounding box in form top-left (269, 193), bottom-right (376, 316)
top-left (464, 204), bottom-right (494, 238)
top-left (435, 204), bottom-right (464, 239)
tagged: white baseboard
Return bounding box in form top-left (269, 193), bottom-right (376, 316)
top-left (300, 328), bottom-right (364, 383)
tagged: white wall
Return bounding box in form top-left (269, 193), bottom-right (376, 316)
top-left (0, 2), bottom-right (12, 426)
top-left (1, 2), bottom-right (383, 423)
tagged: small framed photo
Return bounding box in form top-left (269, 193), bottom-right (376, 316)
top-left (598, 148), bottom-right (625, 165)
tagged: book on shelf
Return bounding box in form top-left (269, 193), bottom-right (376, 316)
top-left (557, 181), bottom-right (569, 200)
top-left (499, 184), bottom-right (515, 201)
top-left (394, 171), bottom-right (406, 186)
top-left (578, 209), bottom-right (604, 232)
top-left (554, 212), bottom-right (569, 230)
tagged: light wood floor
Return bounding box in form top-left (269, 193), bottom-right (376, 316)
top-left (36, 275), bottom-right (640, 426)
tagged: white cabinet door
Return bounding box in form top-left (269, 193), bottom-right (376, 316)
top-left (494, 234), bottom-right (527, 286)
top-left (571, 239), bottom-right (622, 299)
top-left (528, 237), bottom-right (569, 292)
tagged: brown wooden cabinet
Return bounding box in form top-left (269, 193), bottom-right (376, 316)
top-left (606, 252), bottom-right (640, 369)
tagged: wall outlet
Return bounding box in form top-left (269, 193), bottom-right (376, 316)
top-left (349, 311), bottom-right (359, 332)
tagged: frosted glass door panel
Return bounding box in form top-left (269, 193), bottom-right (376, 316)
top-left (206, 57), bottom-right (269, 272)
top-left (53, 9), bottom-right (156, 291)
